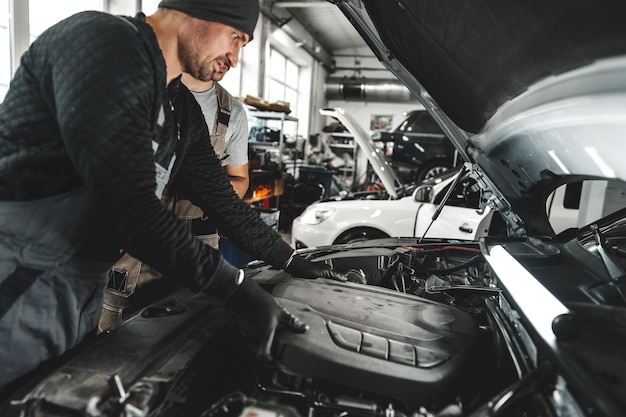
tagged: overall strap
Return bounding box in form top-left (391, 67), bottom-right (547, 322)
top-left (213, 82), bottom-right (231, 136)
top-left (212, 82), bottom-right (232, 166)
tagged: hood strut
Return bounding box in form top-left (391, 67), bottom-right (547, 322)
top-left (419, 164), bottom-right (469, 243)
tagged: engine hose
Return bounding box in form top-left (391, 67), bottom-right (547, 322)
top-left (426, 254), bottom-right (483, 274)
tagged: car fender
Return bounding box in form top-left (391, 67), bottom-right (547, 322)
top-left (327, 197), bottom-right (420, 240)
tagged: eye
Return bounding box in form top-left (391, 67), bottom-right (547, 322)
top-left (232, 32), bottom-right (249, 45)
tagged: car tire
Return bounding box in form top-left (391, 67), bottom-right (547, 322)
top-left (416, 160), bottom-right (452, 182)
top-left (333, 227), bottom-right (390, 244)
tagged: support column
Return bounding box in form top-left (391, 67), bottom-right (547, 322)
top-left (9, 0), bottom-right (28, 77)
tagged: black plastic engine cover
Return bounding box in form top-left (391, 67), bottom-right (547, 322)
top-left (272, 279), bottom-right (478, 410)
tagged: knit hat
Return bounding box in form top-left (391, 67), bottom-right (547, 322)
top-left (158, 0), bottom-right (259, 40)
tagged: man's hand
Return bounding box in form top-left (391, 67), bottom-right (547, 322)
top-left (226, 274), bottom-right (307, 361)
top-left (285, 254), bottom-right (348, 282)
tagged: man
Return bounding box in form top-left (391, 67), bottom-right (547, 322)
top-left (0, 0), bottom-right (344, 391)
top-left (181, 72), bottom-right (251, 247)
top-left (98, 71), bottom-right (252, 331)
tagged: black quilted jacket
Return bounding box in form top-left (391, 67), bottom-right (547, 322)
top-left (0, 12), bottom-right (292, 296)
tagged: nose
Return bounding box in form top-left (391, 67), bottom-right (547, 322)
top-left (226, 46), bottom-right (241, 68)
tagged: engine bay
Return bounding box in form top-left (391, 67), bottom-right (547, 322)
top-left (249, 243), bottom-right (504, 417)
top-left (5, 237), bottom-right (616, 417)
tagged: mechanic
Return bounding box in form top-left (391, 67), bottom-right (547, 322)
top-left (0, 0), bottom-right (344, 391)
top-left (178, 72), bottom-right (251, 248)
top-left (98, 71), bottom-right (255, 332)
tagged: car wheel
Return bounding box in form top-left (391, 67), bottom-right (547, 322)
top-left (333, 227), bottom-right (390, 244)
top-left (416, 161), bottom-right (452, 182)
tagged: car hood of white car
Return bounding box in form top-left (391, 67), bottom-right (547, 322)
top-left (334, 0), bottom-right (626, 237)
top-left (319, 107), bottom-right (405, 199)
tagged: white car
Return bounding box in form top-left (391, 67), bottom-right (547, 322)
top-left (293, 108), bottom-right (494, 249)
top-left (292, 166), bottom-right (493, 248)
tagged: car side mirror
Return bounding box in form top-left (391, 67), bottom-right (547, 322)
top-left (414, 185), bottom-right (433, 202)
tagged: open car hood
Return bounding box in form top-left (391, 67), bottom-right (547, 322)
top-left (319, 107), bottom-right (404, 198)
top-left (335, 0), bottom-right (626, 236)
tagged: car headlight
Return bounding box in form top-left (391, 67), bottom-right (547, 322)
top-left (299, 206), bottom-right (336, 225)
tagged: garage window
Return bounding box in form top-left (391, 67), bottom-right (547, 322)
top-left (0, 0), bottom-right (8, 101)
top-left (141, 0), bottom-right (160, 15)
top-left (29, 0), bottom-right (103, 40)
top-left (266, 47), bottom-right (299, 136)
top-left (1, 0), bottom-right (104, 103)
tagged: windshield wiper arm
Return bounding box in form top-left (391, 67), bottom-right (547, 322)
top-left (419, 163), bottom-right (468, 243)
top-left (590, 223), bottom-right (626, 305)
top-left (591, 223), bottom-right (625, 281)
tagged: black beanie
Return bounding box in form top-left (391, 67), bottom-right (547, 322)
top-left (158, 0), bottom-right (259, 40)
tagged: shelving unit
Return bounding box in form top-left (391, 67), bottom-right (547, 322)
top-left (248, 110), bottom-right (299, 172)
top-left (245, 110), bottom-right (299, 211)
top-left (325, 131), bottom-right (357, 188)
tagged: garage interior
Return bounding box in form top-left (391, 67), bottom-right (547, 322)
top-left (2, 0), bottom-right (623, 266)
top-left (3, 2), bottom-right (626, 416)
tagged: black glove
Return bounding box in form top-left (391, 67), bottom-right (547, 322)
top-left (227, 274), bottom-right (307, 362)
top-left (285, 254), bottom-right (348, 282)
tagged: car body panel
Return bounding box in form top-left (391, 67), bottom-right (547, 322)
top-left (292, 196), bottom-right (489, 248)
top-left (292, 169), bottom-right (491, 248)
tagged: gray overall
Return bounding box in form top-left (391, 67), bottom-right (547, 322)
top-left (174, 81), bottom-right (232, 248)
top-left (0, 188), bottom-right (112, 388)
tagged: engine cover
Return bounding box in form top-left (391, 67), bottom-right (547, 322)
top-left (272, 279), bottom-right (478, 410)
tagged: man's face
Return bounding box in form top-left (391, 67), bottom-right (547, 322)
top-left (179, 20), bottom-right (250, 82)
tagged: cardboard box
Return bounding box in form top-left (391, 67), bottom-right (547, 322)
top-left (244, 95), bottom-right (291, 114)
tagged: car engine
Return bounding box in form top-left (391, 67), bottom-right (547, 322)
top-left (202, 242), bottom-right (509, 417)
top-left (0, 241), bottom-right (534, 417)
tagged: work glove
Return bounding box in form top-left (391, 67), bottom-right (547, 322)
top-left (227, 273), bottom-right (308, 362)
top-left (285, 254), bottom-right (348, 282)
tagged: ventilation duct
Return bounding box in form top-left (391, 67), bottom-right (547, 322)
top-left (325, 76), bottom-right (416, 102)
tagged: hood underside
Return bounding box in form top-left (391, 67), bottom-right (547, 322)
top-left (357, 0), bottom-right (626, 134)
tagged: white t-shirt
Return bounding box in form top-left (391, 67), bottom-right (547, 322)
top-left (190, 85), bottom-right (249, 167)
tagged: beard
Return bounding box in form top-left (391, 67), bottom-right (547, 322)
top-left (178, 41), bottom-right (231, 82)
top-left (183, 58), bottom-right (226, 82)
top-left (179, 42), bottom-right (212, 82)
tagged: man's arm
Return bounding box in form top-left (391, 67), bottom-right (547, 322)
top-left (226, 163), bottom-right (249, 198)
top-left (176, 93), bottom-right (293, 267)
